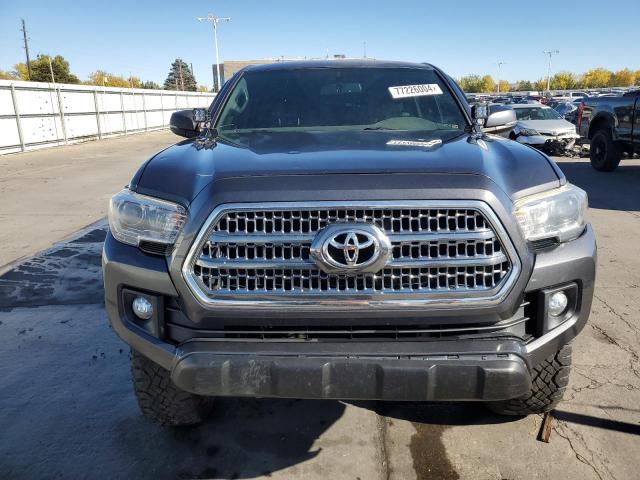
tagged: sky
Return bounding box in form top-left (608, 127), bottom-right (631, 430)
top-left (0, 0), bottom-right (637, 89)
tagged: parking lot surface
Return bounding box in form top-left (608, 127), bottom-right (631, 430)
top-left (0, 130), bottom-right (177, 271)
top-left (1, 134), bottom-right (639, 479)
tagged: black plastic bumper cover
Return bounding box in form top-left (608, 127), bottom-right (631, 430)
top-left (170, 339), bottom-right (532, 401)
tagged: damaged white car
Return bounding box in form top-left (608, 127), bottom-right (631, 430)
top-left (510, 104), bottom-right (580, 154)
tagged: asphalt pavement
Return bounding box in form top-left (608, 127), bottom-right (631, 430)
top-left (0, 134), bottom-right (639, 480)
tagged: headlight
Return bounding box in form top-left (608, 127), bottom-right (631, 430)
top-left (519, 127), bottom-right (539, 136)
top-left (514, 184), bottom-right (587, 243)
top-left (108, 189), bottom-right (187, 247)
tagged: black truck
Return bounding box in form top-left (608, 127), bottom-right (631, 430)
top-left (103, 60), bottom-right (595, 426)
top-left (578, 90), bottom-right (640, 171)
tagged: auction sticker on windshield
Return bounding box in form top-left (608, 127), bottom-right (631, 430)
top-left (388, 84), bottom-right (443, 99)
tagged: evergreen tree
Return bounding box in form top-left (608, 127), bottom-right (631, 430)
top-left (163, 59), bottom-right (197, 91)
top-left (142, 80), bottom-right (161, 90)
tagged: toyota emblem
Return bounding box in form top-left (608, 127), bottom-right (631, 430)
top-left (310, 223), bottom-right (391, 274)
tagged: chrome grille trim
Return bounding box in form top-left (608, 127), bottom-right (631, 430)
top-left (194, 253), bottom-right (509, 270)
top-left (182, 201), bottom-right (521, 312)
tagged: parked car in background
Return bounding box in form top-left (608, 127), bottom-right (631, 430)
top-left (554, 102), bottom-right (579, 124)
top-left (552, 92), bottom-right (588, 103)
top-left (578, 90), bottom-right (640, 171)
top-left (510, 104), bottom-right (579, 154)
top-left (524, 95), bottom-right (544, 104)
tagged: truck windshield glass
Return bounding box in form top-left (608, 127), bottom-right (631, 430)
top-left (215, 67), bottom-right (468, 137)
top-left (515, 107), bottom-right (562, 120)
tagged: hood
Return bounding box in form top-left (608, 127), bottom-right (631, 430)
top-left (517, 119), bottom-right (576, 134)
top-left (133, 130), bottom-right (561, 205)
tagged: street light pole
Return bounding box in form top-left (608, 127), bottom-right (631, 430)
top-left (197, 14), bottom-right (231, 92)
top-left (497, 61), bottom-right (507, 93)
top-left (543, 50), bottom-right (559, 93)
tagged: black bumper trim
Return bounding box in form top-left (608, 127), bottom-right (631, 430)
top-left (170, 339), bottom-right (532, 401)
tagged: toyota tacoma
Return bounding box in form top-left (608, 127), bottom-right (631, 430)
top-left (103, 60), bottom-right (595, 426)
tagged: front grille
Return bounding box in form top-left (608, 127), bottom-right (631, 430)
top-left (183, 201), bottom-right (519, 308)
top-left (213, 207), bottom-right (489, 235)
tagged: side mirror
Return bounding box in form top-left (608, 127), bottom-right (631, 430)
top-left (485, 105), bottom-right (517, 129)
top-left (170, 109), bottom-right (202, 138)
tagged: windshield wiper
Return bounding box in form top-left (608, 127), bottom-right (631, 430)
top-left (363, 126), bottom-right (401, 131)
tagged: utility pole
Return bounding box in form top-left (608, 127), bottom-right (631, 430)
top-left (543, 50), bottom-right (559, 93)
top-left (47, 56), bottom-right (55, 83)
top-left (497, 61), bottom-right (507, 93)
top-left (21, 19), bottom-right (32, 80)
top-left (197, 14), bottom-right (231, 92)
top-left (363, 41), bottom-right (367, 59)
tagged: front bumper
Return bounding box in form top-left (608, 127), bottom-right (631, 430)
top-left (171, 339), bottom-right (531, 401)
top-left (103, 222), bottom-right (596, 401)
top-left (516, 134), bottom-right (579, 148)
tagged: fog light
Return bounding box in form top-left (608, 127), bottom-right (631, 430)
top-left (132, 296), bottom-right (153, 320)
top-left (548, 291), bottom-right (568, 317)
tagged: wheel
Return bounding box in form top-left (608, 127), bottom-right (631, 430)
top-left (130, 349), bottom-right (214, 426)
top-left (486, 344), bottom-right (572, 416)
top-left (590, 129), bottom-right (623, 171)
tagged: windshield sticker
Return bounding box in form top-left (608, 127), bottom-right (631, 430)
top-left (387, 139), bottom-right (443, 148)
top-left (388, 84), bottom-right (443, 99)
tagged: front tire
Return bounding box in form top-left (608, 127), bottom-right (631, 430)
top-left (590, 129), bottom-right (622, 171)
top-left (487, 344), bottom-right (572, 416)
top-left (131, 350), bottom-right (214, 426)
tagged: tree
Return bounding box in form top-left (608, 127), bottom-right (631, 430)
top-left (480, 75), bottom-right (496, 93)
top-left (16, 54), bottom-right (79, 83)
top-left (457, 75), bottom-right (484, 93)
top-left (498, 80), bottom-right (510, 93)
top-left (128, 76), bottom-right (142, 88)
top-left (0, 70), bottom-right (19, 80)
top-left (13, 63), bottom-right (29, 80)
top-left (197, 85), bottom-right (209, 92)
top-left (164, 59), bottom-right (197, 91)
top-left (533, 78), bottom-right (547, 92)
top-left (635, 71), bottom-right (640, 86)
top-left (142, 80), bottom-right (161, 90)
top-left (550, 72), bottom-right (576, 90)
top-left (581, 68), bottom-right (612, 88)
top-left (610, 69), bottom-right (635, 87)
top-left (87, 70), bottom-right (130, 87)
top-left (516, 80), bottom-right (533, 92)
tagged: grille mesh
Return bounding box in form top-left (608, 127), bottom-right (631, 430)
top-left (189, 204), bottom-right (513, 298)
top-left (214, 208), bottom-right (488, 234)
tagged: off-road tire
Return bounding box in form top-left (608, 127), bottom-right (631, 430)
top-left (486, 344), bottom-right (572, 416)
top-left (590, 129), bottom-right (622, 171)
top-left (131, 350), bottom-right (214, 426)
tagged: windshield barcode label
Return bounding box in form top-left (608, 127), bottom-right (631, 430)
top-left (388, 84), bottom-right (443, 99)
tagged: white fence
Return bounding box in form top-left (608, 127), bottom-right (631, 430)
top-left (0, 80), bottom-right (216, 155)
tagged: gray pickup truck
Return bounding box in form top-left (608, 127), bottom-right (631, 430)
top-left (578, 91), bottom-right (640, 171)
top-left (103, 60), bottom-right (595, 426)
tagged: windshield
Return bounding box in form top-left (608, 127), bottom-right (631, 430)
top-left (514, 107), bottom-right (562, 120)
top-left (215, 67), bottom-right (468, 138)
